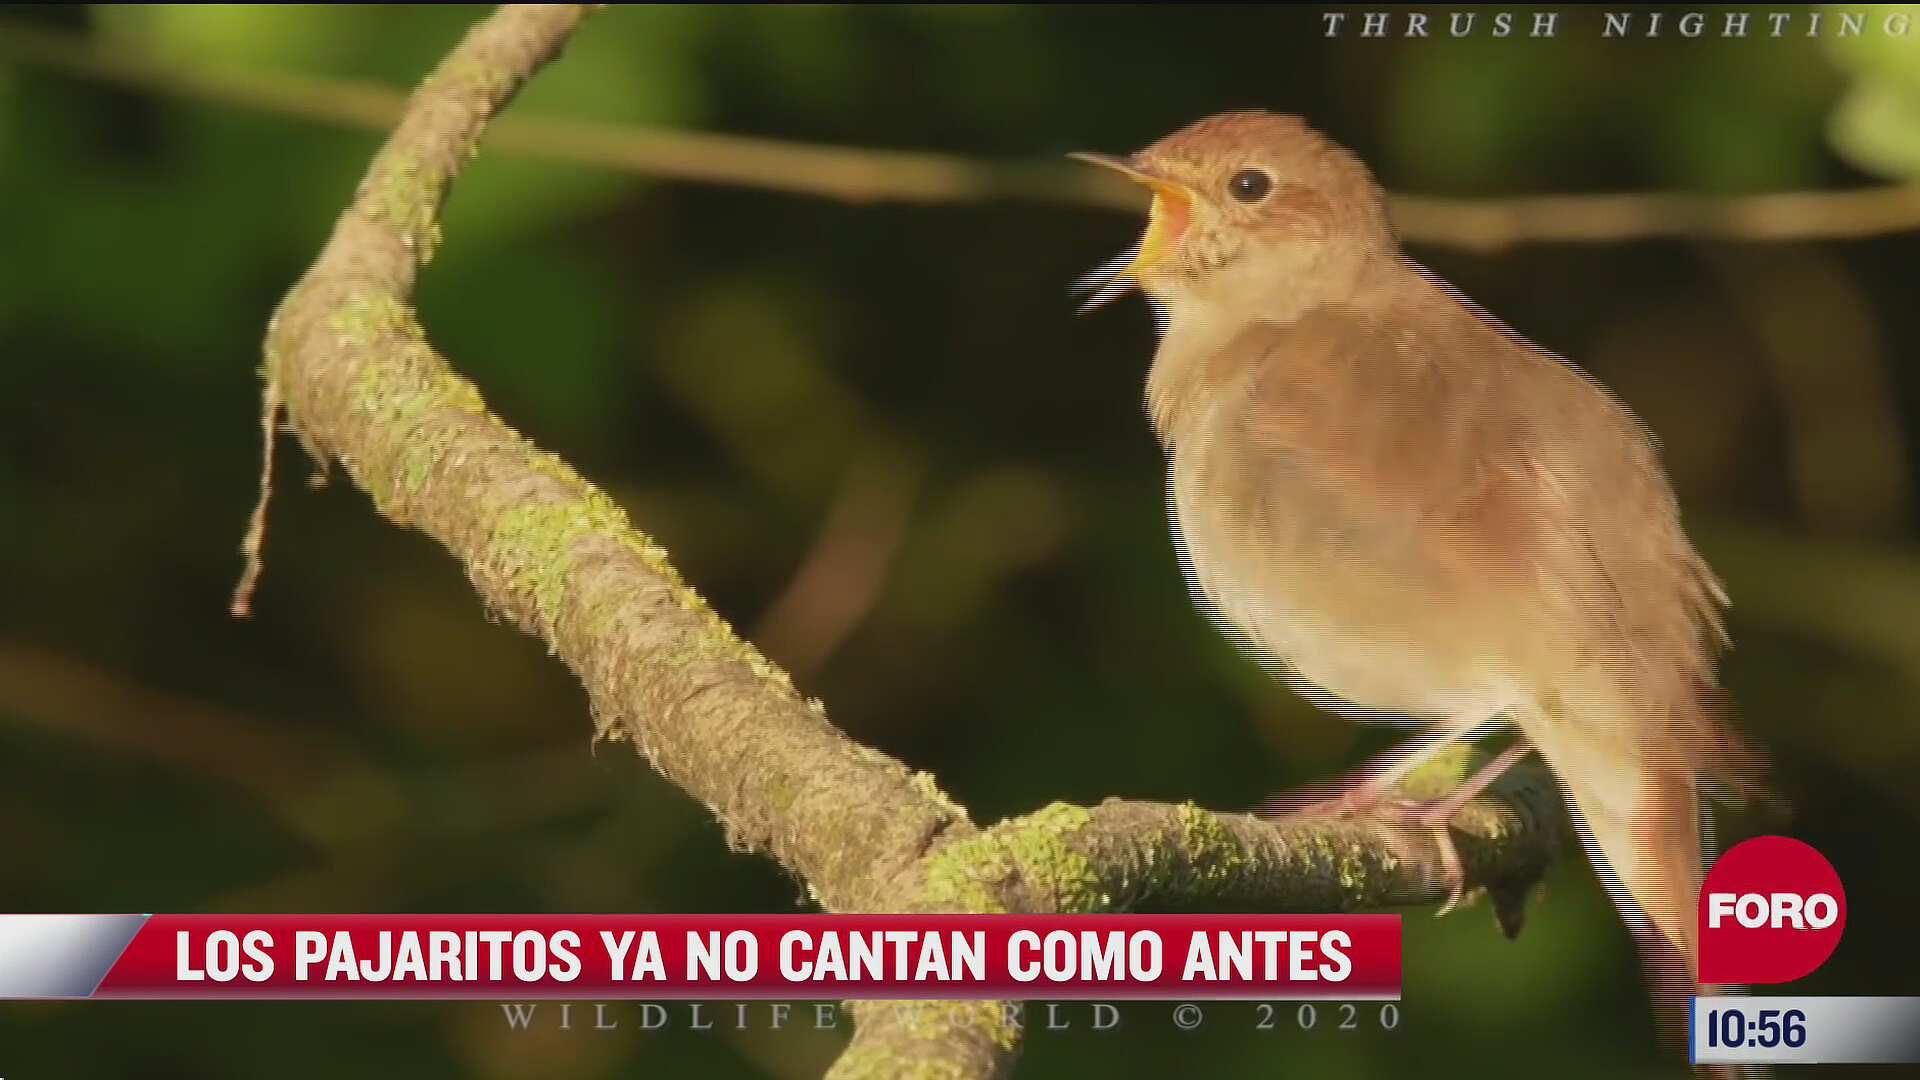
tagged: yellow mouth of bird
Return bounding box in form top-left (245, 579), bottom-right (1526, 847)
top-left (1070, 152), bottom-right (1193, 279)
top-left (1134, 186), bottom-right (1191, 274)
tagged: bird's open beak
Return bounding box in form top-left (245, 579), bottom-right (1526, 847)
top-left (1069, 152), bottom-right (1194, 310)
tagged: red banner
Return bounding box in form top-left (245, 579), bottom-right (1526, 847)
top-left (57, 914), bottom-right (1401, 1000)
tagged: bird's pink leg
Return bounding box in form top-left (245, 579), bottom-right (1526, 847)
top-left (1256, 731), bottom-right (1463, 818)
top-left (1398, 742), bottom-right (1533, 914)
top-left (1260, 734), bottom-right (1535, 914)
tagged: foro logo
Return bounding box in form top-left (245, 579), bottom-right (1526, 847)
top-left (1705, 891), bottom-right (1840, 931)
top-left (1698, 836), bottom-right (1846, 985)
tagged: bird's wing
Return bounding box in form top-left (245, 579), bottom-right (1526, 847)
top-left (1226, 296), bottom-right (1772, 1046)
top-left (1223, 302), bottom-right (1557, 595)
top-left (1226, 297), bottom-right (1761, 783)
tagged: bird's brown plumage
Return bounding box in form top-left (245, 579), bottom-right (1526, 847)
top-left (1081, 110), bottom-right (1772, 1057)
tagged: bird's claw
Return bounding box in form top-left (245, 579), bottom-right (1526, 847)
top-left (1428, 823), bottom-right (1467, 916)
top-left (1372, 798), bottom-right (1469, 915)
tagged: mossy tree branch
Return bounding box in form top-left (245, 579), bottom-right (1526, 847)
top-left (243, 6), bottom-right (1568, 1078)
top-left (250, 1), bottom-right (968, 918)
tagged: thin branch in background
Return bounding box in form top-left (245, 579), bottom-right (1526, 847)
top-left (753, 455), bottom-right (923, 678)
top-left (1695, 245), bottom-right (1915, 536)
top-left (0, 18), bottom-right (1128, 211)
top-left (1387, 185), bottom-right (1920, 252)
top-left (4, 17), bottom-right (1920, 250)
top-left (0, 642), bottom-right (391, 849)
top-left (0, 636), bottom-right (702, 928)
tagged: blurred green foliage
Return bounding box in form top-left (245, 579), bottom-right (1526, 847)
top-left (1826, 5), bottom-right (1920, 179)
top-left (2, 6), bottom-right (1918, 1078)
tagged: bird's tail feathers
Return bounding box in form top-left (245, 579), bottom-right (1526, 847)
top-left (1529, 686), bottom-right (1775, 1077)
top-left (1685, 680), bottom-right (1789, 825)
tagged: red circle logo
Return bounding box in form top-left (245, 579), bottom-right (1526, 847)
top-left (1698, 835), bottom-right (1845, 985)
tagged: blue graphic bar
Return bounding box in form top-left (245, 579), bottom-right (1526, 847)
top-left (1693, 996), bottom-right (1920, 1065)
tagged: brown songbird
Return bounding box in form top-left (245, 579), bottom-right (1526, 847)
top-left (1073, 111), bottom-right (1771, 1043)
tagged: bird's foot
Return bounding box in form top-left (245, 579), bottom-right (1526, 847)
top-left (1362, 742), bottom-right (1535, 914)
top-left (1256, 743), bottom-right (1532, 915)
top-left (1372, 798), bottom-right (1470, 914)
top-left (1257, 788), bottom-right (1471, 913)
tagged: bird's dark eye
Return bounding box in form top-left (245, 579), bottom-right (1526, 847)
top-left (1228, 168), bottom-right (1273, 203)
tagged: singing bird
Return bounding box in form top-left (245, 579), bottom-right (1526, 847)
top-left (1073, 111), bottom-right (1771, 1036)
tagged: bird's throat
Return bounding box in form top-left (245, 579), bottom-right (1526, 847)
top-left (1145, 301), bottom-right (1255, 444)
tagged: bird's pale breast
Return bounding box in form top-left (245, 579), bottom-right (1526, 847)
top-left (1168, 408), bottom-right (1538, 722)
top-left (1155, 303), bottom-right (1579, 724)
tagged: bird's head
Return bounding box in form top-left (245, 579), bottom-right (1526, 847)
top-left (1073, 111), bottom-right (1395, 316)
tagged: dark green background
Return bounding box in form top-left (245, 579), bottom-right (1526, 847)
top-left (3, 5), bottom-right (1917, 1078)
